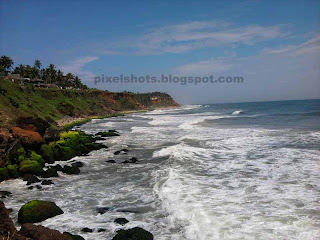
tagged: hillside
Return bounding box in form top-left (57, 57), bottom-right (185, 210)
top-left (0, 79), bottom-right (179, 129)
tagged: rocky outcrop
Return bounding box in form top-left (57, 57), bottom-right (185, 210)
top-left (0, 200), bottom-right (27, 240)
top-left (18, 200), bottom-right (64, 223)
top-left (16, 117), bottom-right (51, 137)
top-left (20, 223), bottom-right (72, 240)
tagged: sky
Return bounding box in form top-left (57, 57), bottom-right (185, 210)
top-left (1, 0), bottom-right (320, 104)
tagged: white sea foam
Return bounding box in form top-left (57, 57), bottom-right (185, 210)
top-left (232, 110), bottom-right (243, 115)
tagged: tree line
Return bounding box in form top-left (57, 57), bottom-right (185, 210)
top-left (0, 55), bottom-right (87, 89)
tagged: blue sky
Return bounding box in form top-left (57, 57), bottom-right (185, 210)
top-left (1, 0), bottom-right (320, 104)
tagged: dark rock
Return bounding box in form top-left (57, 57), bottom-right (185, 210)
top-left (114, 149), bottom-right (129, 155)
top-left (20, 223), bottom-right (72, 240)
top-left (36, 185), bottom-right (42, 189)
top-left (96, 131), bottom-right (120, 137)
top-left (71, 161), bottom-right (84, 168)
top-left (41, 167), bottom-right (59, 178)
top-left (63, 165), bottom-right (80, 175)
top-left (28, 186), bottom-right (34, 190)
top-left (41, 180), bottom-right (54, 185)
top-left (112, 227), bottom-right (153, 240)
top-left (96, 206), bottom-right (110, 214)
top-left (23, 174), bottom-right (41, 185)
top-left (106, 160), bottom-right (116, 163)
top-left (94, 136), bottom-right (105, 141)
top-left (18, 200), bottom-right (64, 223)
top-left (81, 227), bottom-right (93, 233)
top-left (52, 164), bottom-right (64, 172)
top-left (97, 228), bottom-right (106, 232)
top-left (123, 157), bottom-right (138, 164)
top-left (114, 218), bottom-right (129, 225)
top-left (63, 232), bottom-right (85, 240)
top-left (0, 190), bottom-right (12, 199)
top-left (43, 128), bottom-right (61, 142)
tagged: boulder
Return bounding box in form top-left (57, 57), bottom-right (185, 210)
top-left (112, 227), bottom-right (154, 240)
top-left (114, 149), bottom-right (128, 155)
top-left (51, 164), bottom-right (64, 172)
top-left (106, 160), bottom-right (116, 163)
top-left (71, 161), bottom-right (84, 168)
top-left (114, 218), bottom-right (129, 225)
top-left (98, 229), bottom-right (106, 232)
top-left (81, 227), bottom-right (93, 233)
top-left (63, 232), bottom-right (85, 240)
top-left (96, 206), bottom-right (110, 214)
top-left (41, 180), bottom-right (54, 185)
top-left (19, 160), bottom-right (43, 176)
top-left (41, 167), bottom-right (59, 178)
top-left (96, 131), bottom-right (120, 137)
top-left (123, 157), bottom-right (138, 164)
top-left (63, 165), bottom-right (80, 175)
top-left (20, 223), bottom-right (72, 240)
top-left (23, 174), bottom-right (41, 185)
top-left (18, 200), bottom-right (64, 223)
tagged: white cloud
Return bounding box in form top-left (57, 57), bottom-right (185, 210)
top-left (59, 56), bottom-right (98, 83)
top-left (99, 21), bottom-right (288, 55)
top-left (170, 34), bottom-right (320, 103)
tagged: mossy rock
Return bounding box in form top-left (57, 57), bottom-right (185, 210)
top-left (7, 164), bottom-right (19, 178)
top-left (16, 147), bottom-right (27, 163)
top-left (19, 160), bottom-right (43, 175)
top-left (29, 151), bottom-right (45, 167)
top-left (96, 131), bottom-right (120, 137)
top-left (0, 167), bottom-right (9, 182)
top-left (112, 227), bottom-right (154, 240)
top-left (18, 200), bottom-right (64, 223)
top-left (63, 232), bottom-right (85, 240)
top-left (40, 144), bottom-right (55, 163)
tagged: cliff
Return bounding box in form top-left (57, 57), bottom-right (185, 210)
top-left (0, 79), bottom-right (179, 130)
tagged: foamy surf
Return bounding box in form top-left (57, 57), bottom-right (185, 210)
top-left (2, 101), bottom-right (319, 240)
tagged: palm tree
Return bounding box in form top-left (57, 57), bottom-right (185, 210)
top-left (34, 59), bottom-right (41, 70)
top-left (13, 64), bottom-right (26, 77)
top-left (0, 55), bottom-right (14, 76)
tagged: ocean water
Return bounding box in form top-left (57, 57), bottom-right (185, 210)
top-left (1, 99), bottom-right (320, 240)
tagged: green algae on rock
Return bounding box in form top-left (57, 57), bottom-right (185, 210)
top-left (18, 200), bottom-right (64, 223)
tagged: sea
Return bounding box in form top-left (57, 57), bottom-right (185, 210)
top-left (1, 99), bottom-right (320, 240)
